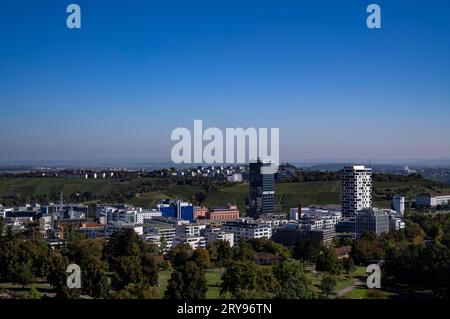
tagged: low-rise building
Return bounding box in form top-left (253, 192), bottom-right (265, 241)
top-left (355, 208), bottom-right (390, 236)
top-left (174, 236), bottom-right (207, 250)
top-left (176, 224), bottom-right (207, 237)
top-left (389, 216), bottom-right (406, 231)
top-left (194, 207), bottom-right (208, 220)
top-left (79, 223), bottom-right (106, 238)
top-left (207, 205), bottom-right (240, 221)
top-left (222, 220), bottom-right (272, 241)
top-left (272, 226), bottom-right (335, 246)
top-left (136, 209), bottom-right (161, 224)
top-left (416, 194), bottom-right (450, 208)
top-left (206, 231), bottom-right (234, 247)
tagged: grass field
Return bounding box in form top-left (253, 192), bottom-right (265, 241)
top-left (1, 175), bottom-right (450, 213)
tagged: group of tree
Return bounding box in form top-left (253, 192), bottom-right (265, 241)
top-left (0, 221), bottom-right (162, 299)
top-left (221, 259), bottom-right (316, 299)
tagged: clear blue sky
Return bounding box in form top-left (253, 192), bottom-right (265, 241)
top-left (1, 0), bottom-right (450, 164)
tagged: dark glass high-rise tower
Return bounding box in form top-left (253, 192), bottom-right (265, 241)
top-left (248, 160), bottom-right (275, 217)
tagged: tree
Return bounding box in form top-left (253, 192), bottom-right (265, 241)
top-left (343, 256), bottom-right (355, 274)
top-left (165, 261), bottom-right (207, 299)
top-left (45, 253), bottom-right (81, 299)
top-left (315, 247), bottom-right (342, 275)
top-left (105, 229), bottom-right (160, 290)
top-left (384, 241), bottom-right (450, 298)
top-left (221, 261), bottom-right (278, 298)
top-left (293, 239), bottom-right (321, 263)
top-left (319, 275), bottom-right (337, 298)
top-left (272, 260), bottom-right (315, 299)
top-left (112, 255), bottom-right (144, 289)
top-left (63, 234), bottom-right (110, 297)
top-left (168, 244), bottom-right (193, 268)
top-left (232, 239), bottom-right (254, 262)
top-left (13, 260), bottom-right (34, 288)
top-left (194, 192), bottom-right (206, 206)
top-left (0, 217), bottom-right (4, 238)
top-left (104, 229), bottom-right (142, 259)
top-left (209, 240), bottom-right (233, 267)
top-left (191, 249), bottom-right (211, 269)
top-left (82, 258), bottom-right (110, 298)
top-left (0, 239), bottom-right (37, 287)
top-left (113, 283), bottom-right (154, 299)
top-left (249, 238), bottom-right (290, 260)
top-left (141, 249), bottom-right (159, 287)
top-left (351, 238), bottom-right (385, 264)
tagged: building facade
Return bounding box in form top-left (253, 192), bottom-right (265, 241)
top-left (393, 196), bottom-right (405, 214)
top-left (206, 231), bottom-right (235, 247)
top-left (222, 220), bottom-right (272, 241)
top-left (248, 160), bottom-right (275, 217)
top-left (355, 208), bottom-right (389, 236)
top-left (207, 206), bottom-right (240, 221)
top-left (341, 165), bottom-right (372, 217)
top-left (416, 194), bottom-right (450, 208)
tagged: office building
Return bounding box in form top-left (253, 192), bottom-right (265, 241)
top-left (248, 159), bottom-right (275, 217)
top-left (355, 208), bottom-right (389, 236)
top-left (157, 200), bottom-right (194, 222)
top-left (393, 196), bottom-right (405, 214)
top-left (416, 194), bottom-right (450, 208)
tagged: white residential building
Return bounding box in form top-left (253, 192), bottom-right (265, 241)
top-left (222, 220), bottom-right (272, 241)
top-left (341, 165), bottom-right (372, 217)
top-left (176, 224), bottom-right (207, 237)
top-left (207, 232), bottom-right (235, 247)
top-left (136, 209), bottom-right (162, 224)
top-left (174, 236), bottom-right (207, 250)
top-left (389, 216), bottom-right (406, 231)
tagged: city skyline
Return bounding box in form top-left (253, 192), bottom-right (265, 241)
top-left (1, 0), bottom-right (450, 163)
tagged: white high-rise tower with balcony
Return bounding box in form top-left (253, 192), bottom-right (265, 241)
top-left (341, 165), bottom-right (372, 217)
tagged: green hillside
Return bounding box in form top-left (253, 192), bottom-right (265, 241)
top-left (1, 175), bottom-right (449, 214)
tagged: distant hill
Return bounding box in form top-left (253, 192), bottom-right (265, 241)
top-left (1, 174), bottom-right (450, 214)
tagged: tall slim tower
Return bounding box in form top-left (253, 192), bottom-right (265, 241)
top-left (248, 159), bottom-right (275, 218)
top-left (341, 165), bottom-right (372, 217)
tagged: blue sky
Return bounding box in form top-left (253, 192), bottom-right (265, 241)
top-left (1, 0), bottom-right (450, 164)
